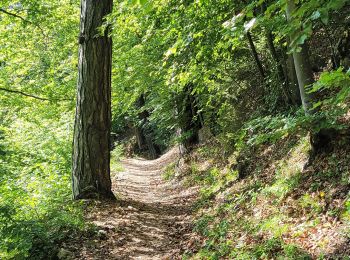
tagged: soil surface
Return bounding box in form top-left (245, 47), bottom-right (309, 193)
top-left (63, 147), bottom-right (197, 259)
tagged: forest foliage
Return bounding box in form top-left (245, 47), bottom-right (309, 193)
top-left (1, 0), bottom-right (350, 258)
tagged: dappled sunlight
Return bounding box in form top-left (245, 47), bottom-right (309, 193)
top-left (61, 148), bottom-right (197, 259)
top-left (1, 0), bottom-right (350, 258)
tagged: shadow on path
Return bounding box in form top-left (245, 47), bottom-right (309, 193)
top-left (65, 147), bottom-right (197, 260)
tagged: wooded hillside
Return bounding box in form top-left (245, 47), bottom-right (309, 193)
top-left (1, 0), bottom-right (350, 259)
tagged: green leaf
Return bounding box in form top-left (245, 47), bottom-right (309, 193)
top-left (139, 0), bottom-right (148, 6)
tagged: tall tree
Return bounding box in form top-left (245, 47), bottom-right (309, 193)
top-left (72, 0), bottom-right (115, 200)
top-left (285, 0), bottom-right (314, 113)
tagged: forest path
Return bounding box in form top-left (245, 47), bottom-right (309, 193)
top-left (71, 147), bottom-right (197, 259)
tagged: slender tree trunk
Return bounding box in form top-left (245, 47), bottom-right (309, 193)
top-left (260, 2), bottom-right (297, 106)
top-left (266, 32), bottom-right (286, 81)
top-left (266, 31), bottom-right (296, 105)
top-left (246, 31), bottom-right (265, 79)
top-left (284, 49), bottom-right (302, 105)
top-left (285, 0), bottom-right (335, 155)
top-left (72, 0), bottom-right (115, 200)
top-left (286, 0), bottom-right (314, 113)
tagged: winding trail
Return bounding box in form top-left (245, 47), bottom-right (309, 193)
top-left (69, 147), bottom-right (197, 259)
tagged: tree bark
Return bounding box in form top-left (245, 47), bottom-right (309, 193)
top-left (286, 0), bottom-right (314, 114)
top-left (285, 49), bottom-right (302, 105)
top-left (72, 0), bottom-right (115, 200)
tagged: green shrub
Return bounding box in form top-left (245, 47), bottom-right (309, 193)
top-left (0, 113), bottom-right (86, 259)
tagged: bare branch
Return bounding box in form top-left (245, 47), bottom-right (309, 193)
top-left (0, 87), bottom-right (72, 102)
top-left (0, 8), bottom-right (47, 38)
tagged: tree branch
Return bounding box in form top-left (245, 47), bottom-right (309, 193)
top-left (0, 8), bottom-right (27, 21)
top-left (0, 87), bottom-right (71, 102)
top-left (0, 8), bottom-right (47, 37)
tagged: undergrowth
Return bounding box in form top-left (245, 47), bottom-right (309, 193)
top-left (179, 91), bottom-right (350, 259)
top-left (0, 113), bottom-right (88, 259)
top-left (184, 133), bottom-right (350, 258)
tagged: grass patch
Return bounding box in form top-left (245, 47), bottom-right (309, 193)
top-left (163, 162), bottom-right (176, 181)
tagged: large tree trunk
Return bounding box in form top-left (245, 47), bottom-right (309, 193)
top-left (286, 0), bottom-right (314, 113)
top-left (72, 0), bottom-right (115, 200)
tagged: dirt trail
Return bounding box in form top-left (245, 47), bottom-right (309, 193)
top-left (68, 147), bottom-right (197, 259)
